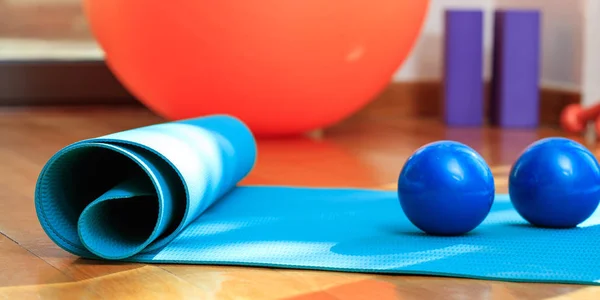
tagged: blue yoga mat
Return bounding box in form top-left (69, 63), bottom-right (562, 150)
top-left (35, 115), bottom-right (600, 285)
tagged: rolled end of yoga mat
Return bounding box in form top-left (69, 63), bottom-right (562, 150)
top-left (34, 115), bottom-right (257, 260)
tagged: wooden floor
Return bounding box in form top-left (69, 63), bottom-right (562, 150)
top-left (1, 106), bottom-right (599, 299)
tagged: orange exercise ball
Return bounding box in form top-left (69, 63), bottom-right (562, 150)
top-left (84, 1), bottom-right (430, 137)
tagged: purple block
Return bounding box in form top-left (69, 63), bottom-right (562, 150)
top-left (443, 9), bottom-right (484, 127)
top-left (490, 10), bottom-right (541, 128)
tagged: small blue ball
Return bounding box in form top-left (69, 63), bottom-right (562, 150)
top-left (509, 137), bottom-right (600, 228)
top-left (398, 141), bottom-right (495, 236)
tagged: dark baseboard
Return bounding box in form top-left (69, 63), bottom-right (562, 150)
top-left (0, 60), bottom-right (580, 126)
top-left (0, 60), bottom-right (138, 106)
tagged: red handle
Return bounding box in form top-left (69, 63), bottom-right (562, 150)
top-left (579, 103), bottom-right (600, 121)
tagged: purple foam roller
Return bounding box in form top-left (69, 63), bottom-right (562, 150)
top-left (490, 10), bottom-right (541, 128)
top-left (443, 9), bottom-right (484, 126)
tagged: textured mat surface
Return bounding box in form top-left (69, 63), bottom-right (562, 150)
top-left (35, 115), bottom-right (600, 285)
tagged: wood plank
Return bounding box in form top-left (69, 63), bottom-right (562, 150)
top-left (0, 234), bottom-right (71, 287)
top-left (246, 137), bottom-right (383, 188)
top-left (0, 266), bottom-right (206, 299)
top-left (547, 287), bottom-right (600, 300)
top-left (284, 278), bottom-right (400, 300)
top-left (163, 265), bottom-right (369, 300)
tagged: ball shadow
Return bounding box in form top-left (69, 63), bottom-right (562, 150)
top-left (329, 225), bottom-right (485, 257)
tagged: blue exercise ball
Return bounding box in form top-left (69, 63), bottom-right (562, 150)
top-left (509, 137), bottom-right (600, 228)
top-left (397, 141), bottom-right (495, 235)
